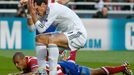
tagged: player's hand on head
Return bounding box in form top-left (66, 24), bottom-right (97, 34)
top-left (27, 0), bottom-right (36, 14)
top-left (20, 0), bottom-right (28, 6)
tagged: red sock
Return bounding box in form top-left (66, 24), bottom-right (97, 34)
top-left (102, 66), bottom-right (125, 74)
top-left (46, 50), bottom-right (49, 61)
top-left (67, 50), bottom-right (77, 62)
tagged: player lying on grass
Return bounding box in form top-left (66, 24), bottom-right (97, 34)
top-left (11, 52), bottom-right (133, 75)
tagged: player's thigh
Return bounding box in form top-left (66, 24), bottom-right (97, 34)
top-left (36, 33), bottom-right (68, 48)
top-left (36, 33), bottom-right (51, 45)
top-left (48, 33), bottom-right (68, 48)
top-left (79, 66), bottom-right (90, 75)
top-left (90, 68), bottom-right (105, 75)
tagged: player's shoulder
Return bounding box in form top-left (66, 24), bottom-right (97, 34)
top-left (25, 56), bottom-right (37, 62)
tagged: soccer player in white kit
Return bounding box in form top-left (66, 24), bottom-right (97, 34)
top-left (25, 0), bottom-right (87, 75)
top-left (20, 0), bottom-right (76, 62)
top-left (20, 0), bottom-right (77, 74)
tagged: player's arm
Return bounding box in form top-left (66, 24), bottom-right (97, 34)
top-left (27, 0), bottom-right (47, 33)
top-left (19, 0), bottom-right (36, 32)
top-left (18, 59), bottom-right (39, 75)
top-left (27, 0), bottom-right (48, 33)
top-left (27, 0), bottom-right (60, 33)
top-left (27, 0), bottom-right (38, 31)
top-left (27, 11), bottom-right (36, 32)
top-left (27, 0), bottom-right (38, 24)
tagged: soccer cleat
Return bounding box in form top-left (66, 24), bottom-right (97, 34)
top-left (122, 62), bottom-right (133, 75)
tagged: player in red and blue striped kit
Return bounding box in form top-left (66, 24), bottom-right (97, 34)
top-left (12, 52), bottom-right (133, 75)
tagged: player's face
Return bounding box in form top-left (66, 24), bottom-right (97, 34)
top-left (35, 3), bottom-right (47, 17)
top-left (13, 57), bottom-right (27, 71)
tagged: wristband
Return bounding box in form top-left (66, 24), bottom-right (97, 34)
top-left (27, 14), bottom-right (32, 19)
top-left (28, 24), bottom-right (36, 31)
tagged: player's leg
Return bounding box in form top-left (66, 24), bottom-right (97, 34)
top-left (36, 31), bottom-right (87, 75)
top-left (64, 31), bottom-right (87, 63)
top-left (46, 33), bottom-right (68, 75)
top-left (53, 30), bottom-right (87, 64)
top-left (67, 50), bottom-right (77, 63)
top-left (36, 33), bottom-right (68, 75)
top-left (35, 34), bottom-right (51, 74)
top-left (90, 62), bottom-right (133, 75)
top-left (35, 43), bottom-right (47, 68)
top-left (36, 33), bottom-right (68, 48)
top-left (35, 44), bottom-right (47, 75)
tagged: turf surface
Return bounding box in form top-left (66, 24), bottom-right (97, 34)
top-left (0, 50), bottom-right (133, 75)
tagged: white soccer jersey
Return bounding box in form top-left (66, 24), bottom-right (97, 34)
top-left (35, 3), bottom-right (87, 50)
top-left (35, 3), bottom-right (87, 36)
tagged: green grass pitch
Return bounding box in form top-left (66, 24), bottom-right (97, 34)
top-left (0, 50), bottom-right (133, 75)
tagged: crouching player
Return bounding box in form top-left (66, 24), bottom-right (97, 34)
top-left (12, 52), bottom-right (133, 75)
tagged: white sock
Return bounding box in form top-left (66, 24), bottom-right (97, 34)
top-left (36, 43), bottom-right (47, 69)
top-left (48, 44), bottom-right (59, 75)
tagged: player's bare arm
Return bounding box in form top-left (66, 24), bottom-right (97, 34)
top-left (26, 10), bottom-right (36, 32)
top-left (19, 0), bottom-right (35, 32)
top-left (27, 0), bottom-right (38, 24)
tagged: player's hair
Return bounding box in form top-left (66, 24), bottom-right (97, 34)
top-left (34, 0), bottom-right (48, 5)
top-left (13, 52), bottom-right (25, 60)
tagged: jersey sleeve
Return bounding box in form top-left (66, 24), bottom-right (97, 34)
top-left (35, 3), bottom-right (60, 33)
top-left (29, 58), bottom-right (38, 72)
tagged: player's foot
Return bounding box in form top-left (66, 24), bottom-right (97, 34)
top-left (122, 62), bottom-right (133, 75)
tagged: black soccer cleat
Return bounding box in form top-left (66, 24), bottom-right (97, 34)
top-left (122, 61), bottom-right (133, 75)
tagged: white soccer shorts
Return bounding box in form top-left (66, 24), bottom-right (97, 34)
top-left (64, 30), bottom-right (87, 51)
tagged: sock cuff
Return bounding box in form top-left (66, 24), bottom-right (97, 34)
top-left (48, 44), bottom-right (57, 47)
top-left (101, 67), bottom-right (110, 75)
top-left (36, 43), bottom-right (46, 47)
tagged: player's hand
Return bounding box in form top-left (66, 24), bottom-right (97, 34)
top-left (27, 0), bottom-right (38, 23)
top-left (20, 0), bottom-right (28, 6)
top-left (27, 0), bottom-right (36, 15)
